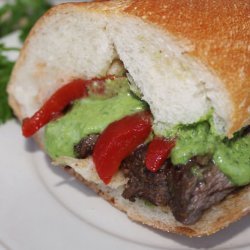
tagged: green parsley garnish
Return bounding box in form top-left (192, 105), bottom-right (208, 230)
top-left (0, 0), bottom-right (51, 42)
top-left (0, 44), bottom-right (16, 123)
top-left (0, 0), bottom-right (51, 124)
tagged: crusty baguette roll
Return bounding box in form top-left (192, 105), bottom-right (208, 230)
top-left (7, 0), bottom-right (250, 237)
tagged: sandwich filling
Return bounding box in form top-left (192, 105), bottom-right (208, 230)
top-left (25, 76), bottom-right (250, 225)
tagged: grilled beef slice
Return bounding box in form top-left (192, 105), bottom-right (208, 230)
top-left (121, 145), bottom-right (170, 206)
top-left (121, 148), bottom-right (235, 225)
top-left (74, 134), bottom-right (99, 158)
top-left (166, 156), bottom-right (235, 224)
top-left (73, 134), bottom-right (236, 225)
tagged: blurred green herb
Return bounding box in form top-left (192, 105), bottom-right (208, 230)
top-left (0, 0), bottom-right (51, 124)
top-left (0, 0), bottom-right (51, 41)
top-left (0, 44), bottom-right (16, 124)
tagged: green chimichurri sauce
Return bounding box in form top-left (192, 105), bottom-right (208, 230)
top-left (44, 78), bottom-right (250, 186)
top-left (167, 122), bottom-right (250, 186)
top-left (45, 91), bottom-right (146, 159)
top-left (214, 135), bottom-right (250, 186)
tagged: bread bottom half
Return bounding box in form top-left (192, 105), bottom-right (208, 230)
top-left (64, 164), bottom-right (250, 237)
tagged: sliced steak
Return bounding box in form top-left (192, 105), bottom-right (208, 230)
top-left (73, 132), bottom-right (238, 225)
top-left (121, 145), bottom-right (170, 206)
top-left (121, 147), bottom-right (235, 225)
top-left (74, 134), bottom-right (99, 158)
top-left (166, 156), bottom-right (235, 225)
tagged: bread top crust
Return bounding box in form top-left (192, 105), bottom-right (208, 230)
top-left (8, 0), bottom-right (249, 135)
top-left (121, 0), bottom-right (250, 135)
top-left (84, 0), bottom-right (250, 135)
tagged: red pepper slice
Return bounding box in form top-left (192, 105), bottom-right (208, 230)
top-left (145, 137), bottom-right (175, 172)
top-left (22, 76), bottom-right (115, 138)
top-left (22, 79), bottom-right (88, 137)
top-left (93, 111), bottom-right (152, 184)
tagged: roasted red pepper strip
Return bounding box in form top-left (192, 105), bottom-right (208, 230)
top-left (22, 79), bottom-right (88, 137)
top-left (93, 111), bottom-right (152, 184)
top-left (22, 76), bottom-right (115, 137)
top-left (145, 137), bottom-right (175, 172)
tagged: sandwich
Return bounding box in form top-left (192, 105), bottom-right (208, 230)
top-left (7, 0), bottom-right (250, 237)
